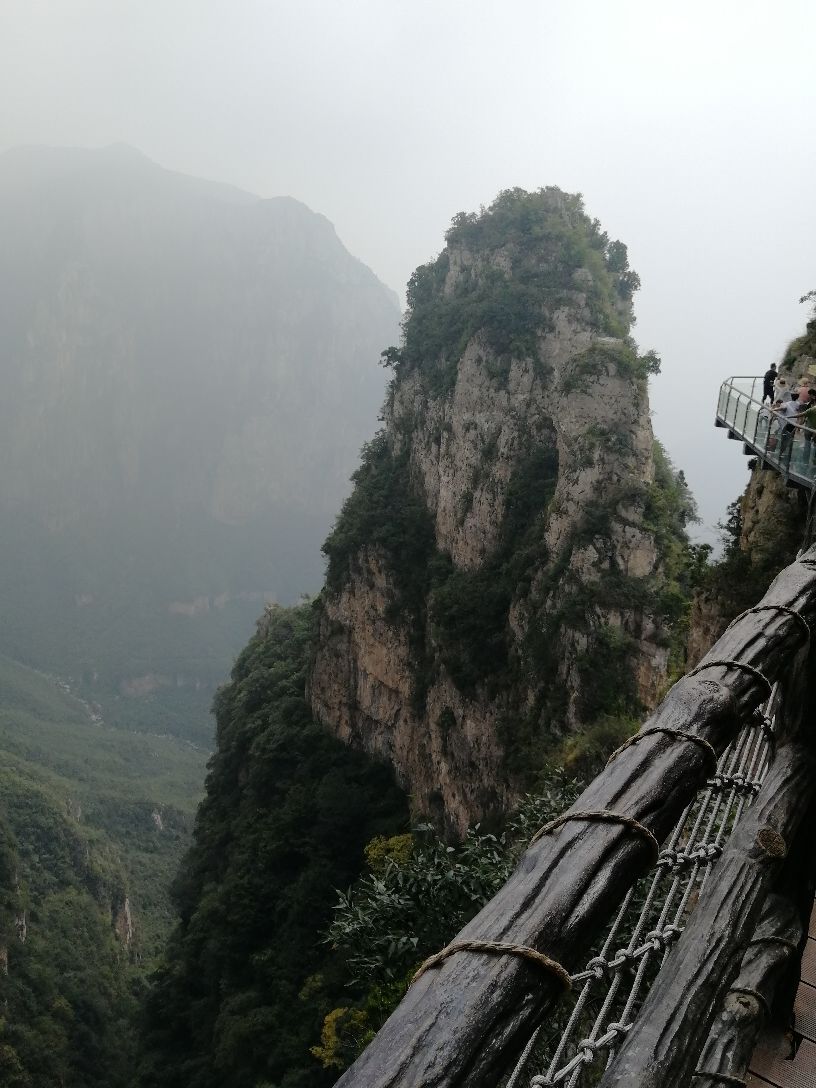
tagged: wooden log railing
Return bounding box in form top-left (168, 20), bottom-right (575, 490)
top-left (597, 647), bottom-right (816, 1088)
top-left (693, 892), bottom-right (803, 1085)
top-left (335, 547), bottom-right (816, 1088)
top-left (516, 694), bottom-right (779, 1086)
top-left (597, 741), bottom-right (816, 1088)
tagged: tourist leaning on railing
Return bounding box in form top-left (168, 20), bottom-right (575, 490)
top-left (775, 395), bottom-right (807, 459)
top-left (798, 389), bottom-right (816, 464)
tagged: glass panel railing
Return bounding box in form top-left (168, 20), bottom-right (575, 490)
top-left (743, 402), bottom-right (760, 445)
top-left (736, 396), bottom-right (749, 434)
top-left (716, 376), bottom-right (816, 488)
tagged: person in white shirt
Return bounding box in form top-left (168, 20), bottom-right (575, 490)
top-left (778, 395), bottom-right (807, 460)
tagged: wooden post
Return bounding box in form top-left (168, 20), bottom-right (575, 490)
top-left (692, 893), bottom-right (802, 1086)
top-left (597, 649), bottom-right (816, 1088)
top-left (596, 742), bottom-right (815, 1088)
top-left (334, 549), bottom-right (816, 1088)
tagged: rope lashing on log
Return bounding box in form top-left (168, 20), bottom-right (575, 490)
top-left (688, 659), bottom-right (773, 699)
top-left (725, 603), bottom-right (811, 644)
top-left (410, 939), bottom-right (572, 990)
top-left (747, 934), bottom-right (799, 954)
top-left (529, 810), bottom-right (659, 862)
top-left (691, 1073), bottom-right (746, 1087)
top-left (606, 727), bottom-right (718, 773)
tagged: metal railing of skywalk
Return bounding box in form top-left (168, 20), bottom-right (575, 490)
top-left (716, 375), bottom-right (816, 489)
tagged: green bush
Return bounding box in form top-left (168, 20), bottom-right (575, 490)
top-left (320, 772), bottom-right (583, 1070)
top-left (323, 432), bottom-right (435, 613)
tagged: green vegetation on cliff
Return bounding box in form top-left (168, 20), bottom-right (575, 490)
top-left (502, 440), bottom-right (698, 779)
top-left (322, 188), bottom-right (695, 791)
top-left (324, 431), bottom-right (694, 784)
top-left (311, 772), bottom-right (582, 1071)
top-left (383, 187), bottom-right (640, 394)
top-left (323, 426), bottom-right (562, 701)
top-left (137, 604), bottom-right (407, 1088)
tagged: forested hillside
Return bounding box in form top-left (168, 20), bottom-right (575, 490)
top-left (0, 144), bottom-right (400, 742)
top-left (0, 654), bottom-right (204, 1087)
top-left (137, 604), bottom-right (407, 1088)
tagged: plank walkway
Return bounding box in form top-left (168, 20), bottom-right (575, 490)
top-left (747, 900), bottom-right (816, 1088)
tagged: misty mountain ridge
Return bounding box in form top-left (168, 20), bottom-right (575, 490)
top-left (0, 143), bottom-right (401, 740)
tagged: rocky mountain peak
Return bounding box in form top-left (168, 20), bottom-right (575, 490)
top-left (309, 188), bottom-right (691, 834)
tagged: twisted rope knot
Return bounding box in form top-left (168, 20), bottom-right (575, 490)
top-left (644, 925), bottom-right (681, 953)
top-left (586, 955), bottom-right (610, 981)
top-left (692, 1073), bottom-right (747, 1087)
top-left (577, 1038), bottom-right (598, 1062)
top-left (754, 710), bottom-right (777, 745)
top-left (612, 947), bottom-right (636, 970)
top-left (656, 848), bottom-right (677, 870)
top-left (710, 771), bottom-right (761, 795)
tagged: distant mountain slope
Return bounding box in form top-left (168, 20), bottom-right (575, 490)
top-left (0, 652), bottom-right (205, 1087)
top-left (0, 652), bottom-right (205, 958)
top-left (0, 145), bottom-right (401, 740)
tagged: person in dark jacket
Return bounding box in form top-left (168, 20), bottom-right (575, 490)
top-left (763, 364), bottom-right (777, 403)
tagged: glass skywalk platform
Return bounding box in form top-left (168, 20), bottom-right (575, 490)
top-left (716, 376), bottom-right (816, 490)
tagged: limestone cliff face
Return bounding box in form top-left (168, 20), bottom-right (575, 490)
top-left (309, 189), bottom-right (687, 834)
top-left (687, 463), bottom-right (806, 665)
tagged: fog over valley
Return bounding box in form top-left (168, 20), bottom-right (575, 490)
top-left (0, 3), bottom-right (814, 1086)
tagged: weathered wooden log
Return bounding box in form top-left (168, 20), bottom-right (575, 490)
top-left (334, 549), bottom-right (816, 1088)
top-left (692, 893), bottom-right (802, 1086)
top-left (596, 739), bottom-right (816, 1088)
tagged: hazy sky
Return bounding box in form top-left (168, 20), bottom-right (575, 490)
top-left (2, 0), bottom-right (815, 539)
